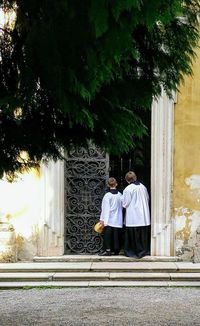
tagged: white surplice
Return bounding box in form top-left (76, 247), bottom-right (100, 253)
top-left (123, 183), bottom-right (150, 226)
top-left (100, 191), bottom-right (123, 228)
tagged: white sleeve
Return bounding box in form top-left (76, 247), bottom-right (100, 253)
top-left (100, 195), bottom-right (110, 222)
top-left (145, 188), bottom-right (149, 202)
top-left (122, 189), bottom-right (132, 208)
top-left (117, 192), bottom-right (123, 209)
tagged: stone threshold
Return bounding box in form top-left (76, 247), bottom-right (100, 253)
top-left (1, 262), bottom-right (200, 273)
top-left (33, 255), bottom-right (180, 263)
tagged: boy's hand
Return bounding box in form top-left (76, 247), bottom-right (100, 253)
top-left (99, 220), bottom-right (104, 226)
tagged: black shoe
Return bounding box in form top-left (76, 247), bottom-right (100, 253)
top-left (98, 250), bottom-right (111, 256)
top-left (124, 252), bottom-right (139, 259)
top-left (137, 251), bottom-right (149, 259)
top-left (113, 252), bottom-right (119, 256)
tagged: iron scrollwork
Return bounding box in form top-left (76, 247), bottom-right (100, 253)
top-left (65, 144), bottom-right (108, 254)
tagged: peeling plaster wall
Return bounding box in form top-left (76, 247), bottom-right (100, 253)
top-left (175, 208), bottom-right (200, 260)
top-left (173, 46), bottom-right (200, 261)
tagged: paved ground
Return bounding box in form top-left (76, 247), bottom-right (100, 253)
top-left (0, 287), bottom-right (200, 326)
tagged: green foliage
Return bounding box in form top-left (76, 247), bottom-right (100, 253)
top-left (0, 0), bottom-right (199, 176)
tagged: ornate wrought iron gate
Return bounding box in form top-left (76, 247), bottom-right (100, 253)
top-left (64, 145), bottom-right (109, 254)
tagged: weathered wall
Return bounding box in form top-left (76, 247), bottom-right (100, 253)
top-left (173, 46), bottom-right (200, 261)
top-left (0, 161), bottom-right (65, 262)
top-left (0, 169), bottom-right (41, 261)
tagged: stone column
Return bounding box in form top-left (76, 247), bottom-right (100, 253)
top-left (37, 160), bottom-right (65, 256)
top-left (151, 90), bottom-right (175, 256)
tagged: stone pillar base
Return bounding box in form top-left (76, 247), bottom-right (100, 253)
top-left (0, 216), bottom-right (17, 262)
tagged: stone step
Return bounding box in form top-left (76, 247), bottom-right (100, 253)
top-left (0, 280), bottom-right (200, 288)
top-left (1, 262), bottom-right (200, 273)
top-left (0, 262), bottom-right (92, 273)
top-left (0, 272), bottom-right (53, 282)
top-left (90, 262), bottom-right (179, 272)
top-left (52, 272), bottom-right (171, 281)
top-left (0, 272), bottom-right (109, 282)
top-left (0, 261), bottom-right (200, 276)
top-left (0, 272), bottom-right (200, 283)
top-left (33, 255), bottom-right (179, 263)
top-left (1, 261), bottom-right (200, 287)
top-left (48, 272), bottom-right (200, 281)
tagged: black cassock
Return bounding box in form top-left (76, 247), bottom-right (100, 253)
top-left (123, 181), bottom-right (151, 258)
top-left (124, 225), bottom-right (151, 258)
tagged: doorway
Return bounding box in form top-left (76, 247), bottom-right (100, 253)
top-left (109, 109), bottom-right (151, 255)
top-left (110, 107), bottom-right (151, 193)
top-left (109, 139), bottom-right (151, 194)
top-left (64, 110), bottom-right (151, 255)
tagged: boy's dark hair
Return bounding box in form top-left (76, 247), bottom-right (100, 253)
top-left (125, 171), bottom-right (137, 183)
top-left (107, 177), bottom-right (117, 188)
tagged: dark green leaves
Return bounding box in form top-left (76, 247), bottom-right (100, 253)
top-left (0, 0), bottom-right (199, 175)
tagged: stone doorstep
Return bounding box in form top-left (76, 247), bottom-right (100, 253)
top-left (33, 255), bottom-right (180, 263)
top-left (0, 262), bottom-right (200, 273)
top-left (90, 262), bottom-right (178, 272)
top-left (0, 261), bottom-right (178, 271)
top-left (0, 280), bottom-right (200, 288)
top-left (0, 262), bottom-right (92, 273)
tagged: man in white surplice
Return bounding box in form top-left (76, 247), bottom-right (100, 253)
top-left (123, 171), bottom-right (150, 258)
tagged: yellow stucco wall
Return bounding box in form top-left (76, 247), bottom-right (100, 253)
top-left (173, 46), bottom-right (200, 259)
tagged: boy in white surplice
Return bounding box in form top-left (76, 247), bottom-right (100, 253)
top-left (98, 177), bottom-right (123, 256)
top-left (123, 171), bottom-right (150, 258)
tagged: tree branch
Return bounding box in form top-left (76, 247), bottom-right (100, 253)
top-left (0, 27), bottom-right (11, 35)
